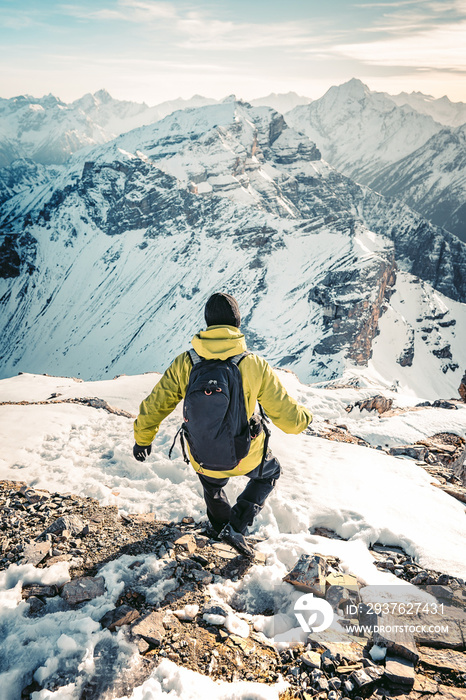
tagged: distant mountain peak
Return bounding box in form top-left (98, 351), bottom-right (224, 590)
top-left (94, 88), bottom-right (113, 103)
top-left (335, 78), bottom-right (369, 98)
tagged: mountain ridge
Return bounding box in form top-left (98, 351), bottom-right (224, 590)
top-left (1, 100), bottom-right (465, 397)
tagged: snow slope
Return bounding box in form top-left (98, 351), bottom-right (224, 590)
top-left (1, 370), bottom-right (466, 698)
top-left (1, 371), bottom-right (465, 576)
top-left (285, 79), bottom-right (442, 185)
top-left (370, 124), bottom-right (466, 243)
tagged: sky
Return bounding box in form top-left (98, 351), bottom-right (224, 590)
top-left (1, 0), bottom-right (466, 104)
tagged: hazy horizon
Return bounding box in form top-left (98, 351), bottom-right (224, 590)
top-left (1, 0), bottom-right (465, 104)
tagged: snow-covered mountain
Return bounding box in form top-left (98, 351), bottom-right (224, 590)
top-left (1, 100), bottom-right (465, 397)
top-left (70, 88), bottom-right (150, 136)
top-left (0, 93), bottom-right (110, 166)
top-left (0, 91), bottom-right (220, 167)
top-left (249, 92), bottom-right (312, 113)
top-left (370, 124), bottom-right (466, 243)
top-left (285, 79), bottom-right (442, 186)
top-left (286, 79), bottom-right (466, 242)
top-left (389, 91), bottom-right (466, 128)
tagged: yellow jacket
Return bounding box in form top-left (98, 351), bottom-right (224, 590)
top-left (134, 326), bottom-right (312, 478)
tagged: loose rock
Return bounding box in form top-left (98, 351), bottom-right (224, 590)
top-left (60, 575), bottom-right (105, 605)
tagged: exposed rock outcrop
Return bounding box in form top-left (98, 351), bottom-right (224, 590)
top-left (459, 370), bottom-right (466, 402)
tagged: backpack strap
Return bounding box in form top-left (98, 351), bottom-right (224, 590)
top-left (169, 426), bottom-right (190, 464)
top-left (187, 348), bottom-right (203, 366)
top-left (229, 350), bottom-right (250, 366)
top-left (257, 422), bottom-right (271, 478)
top-left (187, 349), bottom-right (249, 366)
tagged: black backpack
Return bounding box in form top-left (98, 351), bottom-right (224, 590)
top-left (169, 349), bottom-right (270, 474)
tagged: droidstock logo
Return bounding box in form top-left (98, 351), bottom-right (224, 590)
top-left (294, 593), bottom-right (334, 633)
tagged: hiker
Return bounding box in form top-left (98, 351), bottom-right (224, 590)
top-left (133, 292), bottom-right (312, 556)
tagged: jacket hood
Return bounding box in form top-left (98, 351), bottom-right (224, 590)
top-left (191, 325), bottom-right (247, 360)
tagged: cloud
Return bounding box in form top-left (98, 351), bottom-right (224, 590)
top-left (59, 1), bottom-right (177, 22)
top-left (57, 1), bottom-right (325, 51)
top-left (334, 20), bottom-right (466, 71)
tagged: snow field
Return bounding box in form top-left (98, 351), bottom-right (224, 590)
top-left (1, 371), bottom-right (466, 699)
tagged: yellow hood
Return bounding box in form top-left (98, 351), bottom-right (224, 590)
top-left (191, 325), bottom-right (247, 360)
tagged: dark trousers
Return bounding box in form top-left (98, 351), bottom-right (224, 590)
top-left (197, 452), bottom-right (281, 535)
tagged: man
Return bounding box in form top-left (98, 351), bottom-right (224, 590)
top-left (133, 292), bottom-right (312, 556)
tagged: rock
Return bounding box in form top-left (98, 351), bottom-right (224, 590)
top-left (364, 665), bottom-right (384, 681)
top-left (343, 679), bottom-right (354, 693)
top-left (175, 534), bottom-right (197, 554)
top-left (19, 485), bottom-right (48, 504)
top-left (211, 542), bottom-right (238, 559)
top-left (459, 370), bottom-right (466, 402)
top-left (314, 676), bottom-right (329, 691)
top-left (191, 553), bottom-right (209, 566)
top-left (353, 395), bottom-right (393, 414)
top-left (121, 512), bottom-right (155, 523)
top-left (162, 610), bottom-right (182, 630)
top-left (397, 339), bottom-right (415, 367)
top-left (431, 686), bottom-right (466, 699)
top-left (130, 611), bottom-right (167, 646)
top-left (434, 482), bottom-right (466, 504)
top-left (100, 605), bottom-right (140, 632)
top-left (46, 553), bottom-right (72, 565)
top-left (357, 602), bottom-right (378, 632)
top-left (22, 584), bottom-right (57, 599)
top-left (26, 596), bottom-right (46, 614)
top-left (192, 569), bottom-right (213, 584)
top-left (432, 399), bottom-right (457, 410)
top-left (373, 614), bottom-right (419, 663)
top-left (203, 602), bottom-right (232, 617)
top-left (60, 576), bottom-right (105, 605)
top-left (226, 634), bottom-right (256, 656)
top-left (414, 604), bottom-right (466, 649)
top-left (384, 655), bottom-right (415, 688)
top-left (326, 572), bottom-right (358, 589)
top-left (132, 636), bottom-right (150, 654)
top-left (351, 668), bottom-right (374, 688)
top-left (283, 554), bottom-right (328, 595)
top-left (21, 541), bottom-right (50, 565)
top-left (300, 650), bottom-right (321, 668)
top-left (181, 517), bottom-right (194, 524)
top-left (389, 445), bottom-right (428, 460)
top-left (42, 514), bottom-right (85, 537)
top-left (308, 629), bottom-right (367, 662)
top-left (326, 585), bottom-right (351, 611)
top-left (413, 675), bottom-right (439, 694)
top-left (418, 646), bottom-right (466, 673)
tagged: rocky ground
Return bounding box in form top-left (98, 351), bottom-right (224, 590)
top-left (306, 395), bottom-right (466, 505)
top-left (1, 478), bottom-right (465, 700)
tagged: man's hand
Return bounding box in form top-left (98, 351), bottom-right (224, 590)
top-left (133, 443), bottom-right (152, 462)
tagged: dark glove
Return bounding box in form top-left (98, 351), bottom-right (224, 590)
top-left (133, 443), bottom-right (152, 462)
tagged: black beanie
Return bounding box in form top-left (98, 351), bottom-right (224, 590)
top-left (204, 292), bottom-right (241, 328)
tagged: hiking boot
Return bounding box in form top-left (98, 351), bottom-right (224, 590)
top-left (198, 521), bottom-right (222, 540)
top-left (219, 523), bottom-right (255, 558)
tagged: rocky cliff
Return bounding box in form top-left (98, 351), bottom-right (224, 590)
top-left (0, 100), bottom-right (465, 395)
